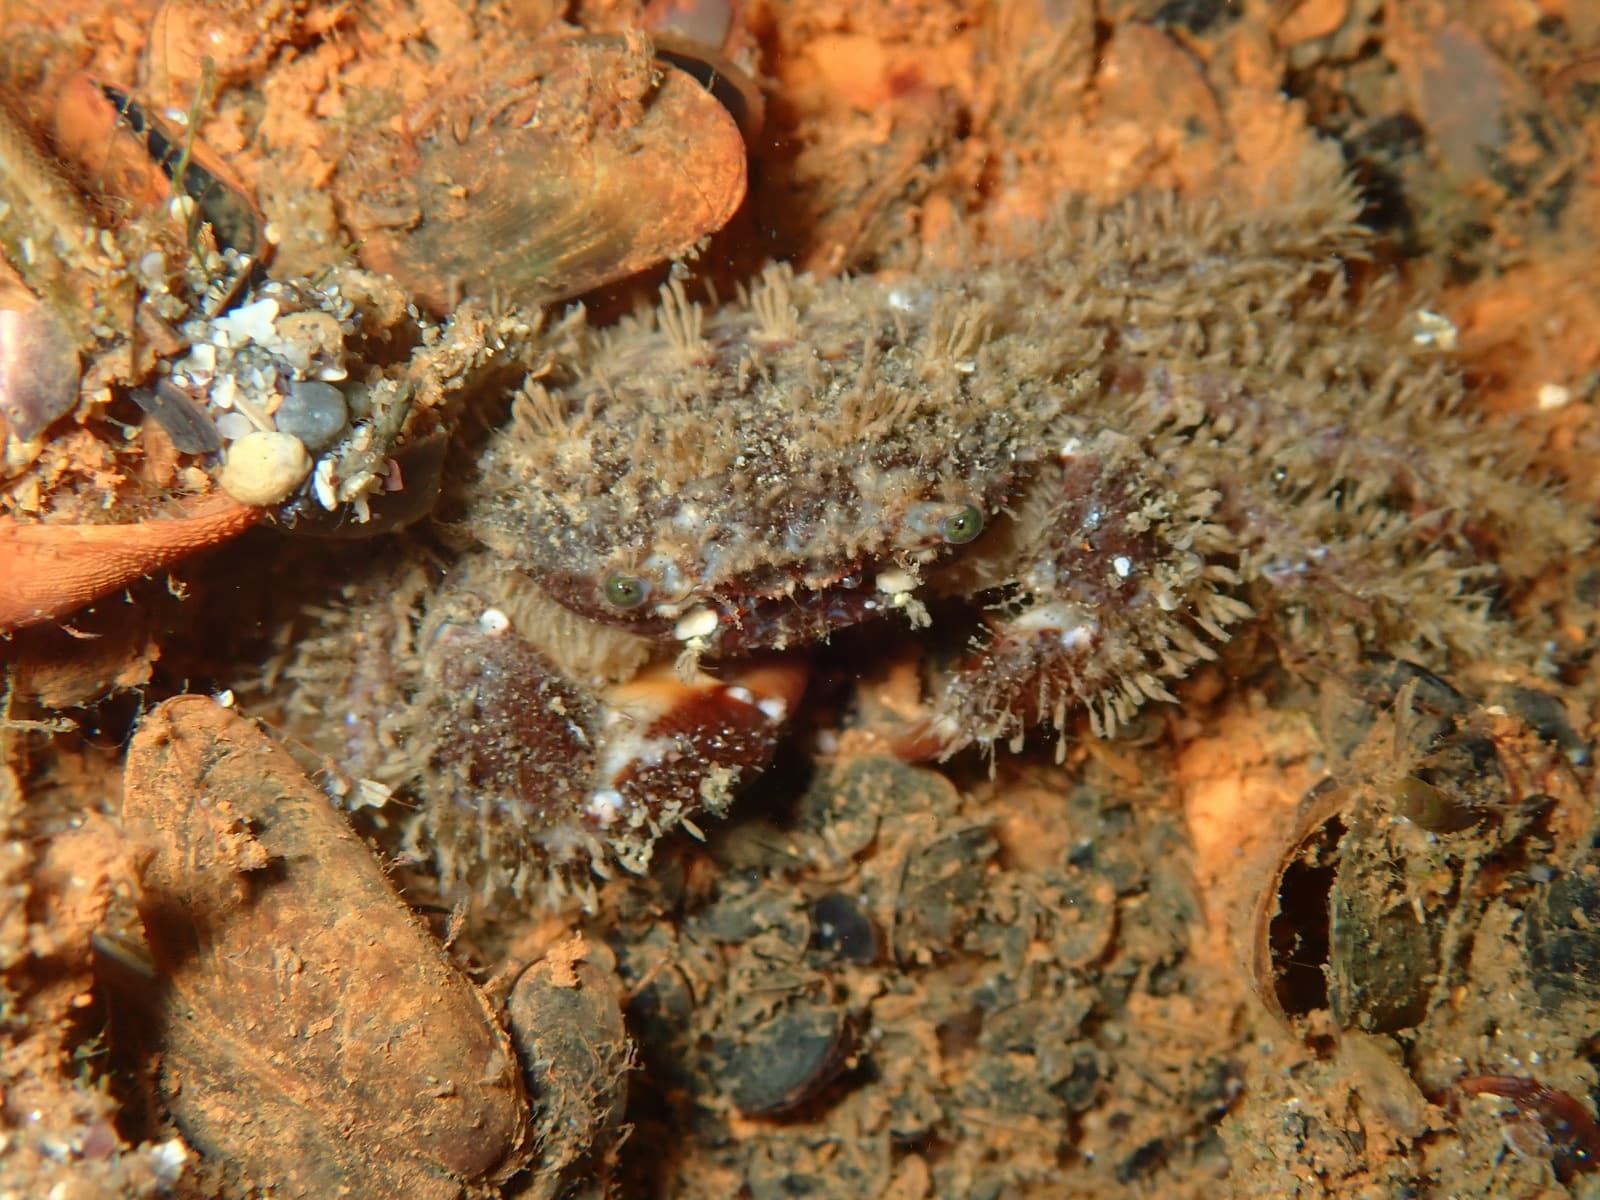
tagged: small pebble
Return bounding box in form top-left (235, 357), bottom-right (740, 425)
top-left (213, 297), bottom-right (279, 347)
top-left (220, 430), bottom-right (311, 505)
top-left (274, 381), bottom-right (349, 452)
top-left (215, 412), bottom-right (252, 442)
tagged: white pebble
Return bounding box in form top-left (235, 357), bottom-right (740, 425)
top-left (185, 342), bottom-right (217, 373)
top-left (213, 297), bottom-right (280, 347)
top-left (219, 430), bottom-right (311, 505)
top-left (1537, 382), bottom-right (1572, 410)
top-left (211, 374), bottom-right (238, 411)
top-left (148, 1136), bottom-right (189, 1183)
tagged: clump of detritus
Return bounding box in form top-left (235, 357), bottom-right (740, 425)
top-left (277, 154), bottom-right (1592, 904)
top-left (0, 755), bottom-right (194, 1199)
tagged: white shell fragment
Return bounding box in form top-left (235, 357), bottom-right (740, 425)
top-left (219, 430), bottom-right (312, 505)
top-left (1410, 308), bottom-right (1459, 352)
top-left (212, 297), bottom-right (280, 347)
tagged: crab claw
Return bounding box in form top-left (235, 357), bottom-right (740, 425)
top-left (598, 658), bottom-right (806, 828)
top-left (372, 605), bottom-right (807, 899)
top-left (890, 431), bottom-right (1254, 759)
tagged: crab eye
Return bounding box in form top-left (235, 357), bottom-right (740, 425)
top-left (940, 504), bottom-right (984, 545)
top-left (603, 571), bottom-right (650, 609)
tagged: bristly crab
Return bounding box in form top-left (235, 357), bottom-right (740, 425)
top-left (284, 157), bottom-right (1586, 905)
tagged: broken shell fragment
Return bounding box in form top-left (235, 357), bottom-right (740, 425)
top-left (335, 34), bottom-right (747, 314)
top-left (219, 429), bottom-right (311, 505)
top-left (0, 491), bottom-right (259, 633)
top-left (123, 696), bottom-right (532, 1197)
top-left (131, 378), bottom-right (222, 453)
top-left (53, 75), bottom-right (269, 262)
top-left (0, 280), bottom-right (80, 442)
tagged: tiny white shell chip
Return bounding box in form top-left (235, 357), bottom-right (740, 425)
top-left (219, 430), bottom-right (311, 505)
top-left (213, 297), bottom-right (280, 347)
top-left (586, 789), bottom-right (625, 827)
top-left (1410, 308), bottom-right (1458, 352)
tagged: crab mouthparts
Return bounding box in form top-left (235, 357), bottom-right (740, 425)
top-left (677, 565), bottom-right (928, 656)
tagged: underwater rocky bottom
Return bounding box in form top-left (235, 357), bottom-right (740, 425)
top-left (4, 1), bottom-right (1600, 1197)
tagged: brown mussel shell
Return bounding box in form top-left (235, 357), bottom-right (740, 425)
top-left (1244, 668), bottom-right (1591, 1032)
top-left (52, 73), bottom-right (269, 264)
top-left (123, 696), bottom-right (533, 1196)
top-left (0, 273), bottom-right (80, 444)
top-left (335, 34), bottom-right (747, 315)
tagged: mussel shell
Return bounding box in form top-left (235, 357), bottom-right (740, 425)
top-left (653, 33), bottom-right (766, 138)
top-left (336, 36), bottom-right (747, 315)
top-left (0, 281), bottom-right (80, 443)
top-left (52, 74), bottom-right (268, 262)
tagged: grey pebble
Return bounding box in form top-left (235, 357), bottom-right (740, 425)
top-left (275, 380), bottom-right (348, 452)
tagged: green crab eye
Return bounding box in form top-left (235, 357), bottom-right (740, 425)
top-left (603, 571), bottom-right (650, 609)
top-left (940, 504), bottom-right (984, 545)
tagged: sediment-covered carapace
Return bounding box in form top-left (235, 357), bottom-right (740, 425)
top-left (467, 265), bottom-right (1089, 659)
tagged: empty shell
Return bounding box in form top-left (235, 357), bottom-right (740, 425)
top-left (0, 280), bottom-right (80, 443)
top-left (335, 34), bottom-right (747, 314)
